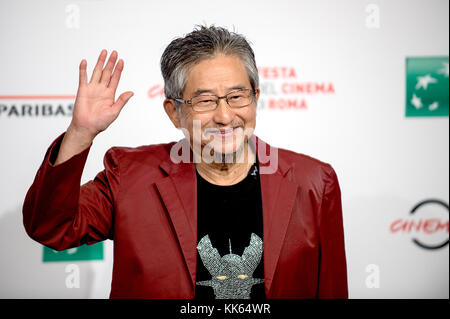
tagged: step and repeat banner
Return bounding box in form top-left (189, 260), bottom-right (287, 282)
top-left (0, 0), bottom-right (448, 298)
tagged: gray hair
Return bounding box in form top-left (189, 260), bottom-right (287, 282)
top-left (160, 25), bottom-right (259, 111)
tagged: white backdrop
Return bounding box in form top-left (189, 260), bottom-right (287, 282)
top-left (0, 0), bottom-right (448, 298)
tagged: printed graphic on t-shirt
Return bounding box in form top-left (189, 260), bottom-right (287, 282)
top-left (196, 233), bottom-right (264, 299)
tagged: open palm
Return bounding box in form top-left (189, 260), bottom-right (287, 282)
top-left (71, 50), bottom-right (133, 138)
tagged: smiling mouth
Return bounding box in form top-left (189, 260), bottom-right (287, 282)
top-left (205, 127), bottom-right (241, 138)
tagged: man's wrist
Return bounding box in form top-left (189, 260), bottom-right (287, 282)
top-left (53, 125), bottom-right (95, 165)
top-left (65, 124), bottom-right (96, 149)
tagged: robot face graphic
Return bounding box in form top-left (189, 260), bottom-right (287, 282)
top-left (196, 233), bottom-right (264, 299)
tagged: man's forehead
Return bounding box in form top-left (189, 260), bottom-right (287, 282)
top-left (191, 85), bottom-right (248, 96)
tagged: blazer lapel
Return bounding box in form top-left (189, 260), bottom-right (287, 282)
top-left (253, 135), bottom-right (299, 297)
top-left (155, 141), bottom-right (197, 290)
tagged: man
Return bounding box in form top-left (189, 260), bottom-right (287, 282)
top-left (23, 26), bottom-right (348, 299)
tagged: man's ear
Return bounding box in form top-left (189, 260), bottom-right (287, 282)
top-left (163, 98), bottom-right (181, 128)
top-left (254, 88), bottom-right (260, 114)
top-left (255, 88), bottom-right (260, 101)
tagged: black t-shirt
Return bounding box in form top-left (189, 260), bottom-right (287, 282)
top-left (194, 161), bottom-right (265, 299)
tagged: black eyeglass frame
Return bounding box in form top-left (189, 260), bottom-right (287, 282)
top-left (172, 88), bottom-right (257, 112)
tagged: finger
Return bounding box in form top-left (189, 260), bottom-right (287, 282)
top-left (89, 49), bottom-right (107, 83)
top-left (100, 50), bottom-right (118, 86)
top-left (108, 59), bottom-right (124, 93)
top-left (112, 91), bottom-right (134, 113)
top-left (79, 59), bottom-right (87, 86)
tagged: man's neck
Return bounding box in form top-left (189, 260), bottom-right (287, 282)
top-left (194, 143), bottom-right (256, 186)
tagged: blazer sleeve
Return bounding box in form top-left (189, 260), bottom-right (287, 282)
top-left (22, 132), bottom-right (119, 251)
top-left (317, 165), bottom-right (348, 298)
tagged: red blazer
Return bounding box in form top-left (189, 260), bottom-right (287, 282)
top-left (23, 133), bottom-right (348, 299)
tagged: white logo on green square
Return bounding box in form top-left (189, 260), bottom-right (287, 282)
top-left (43, 242), bottom-right (103, 262)
top-left (406, 57), bottom-right (449, 117)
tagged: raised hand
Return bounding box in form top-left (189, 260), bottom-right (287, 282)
top-left (70, 49), bottom-right (134, 139)
top-left (55, 50), bottom-right (133, 165)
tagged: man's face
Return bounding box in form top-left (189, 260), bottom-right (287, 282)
top-left (175, 54), bottom-right (259, 158)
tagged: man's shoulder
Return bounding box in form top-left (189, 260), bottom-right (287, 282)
top-left (280, 147), bottom-right (331, 167)
top-left (104, 140), bottom-right (177, 166)
top-left (270, 143), bottom-right (336, 181)
top-left (109, 141), bottom-right (176, 155)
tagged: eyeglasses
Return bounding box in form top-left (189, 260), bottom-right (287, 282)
top-left (173, 89), bottom-right (256, 113)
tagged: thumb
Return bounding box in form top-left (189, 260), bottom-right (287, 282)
top-left (112, 91), bottom-right (134, 113)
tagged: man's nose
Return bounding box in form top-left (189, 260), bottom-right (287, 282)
top-left (212, 98), bottom-right (234, 125)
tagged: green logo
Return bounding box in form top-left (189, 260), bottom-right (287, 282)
top-left (406, 57), bottom-right (449, 117)
top-left (42, 242), bottom-right (103, 262)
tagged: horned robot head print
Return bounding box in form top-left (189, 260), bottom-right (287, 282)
top-left (196, 233), bottom-right (264, 299)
